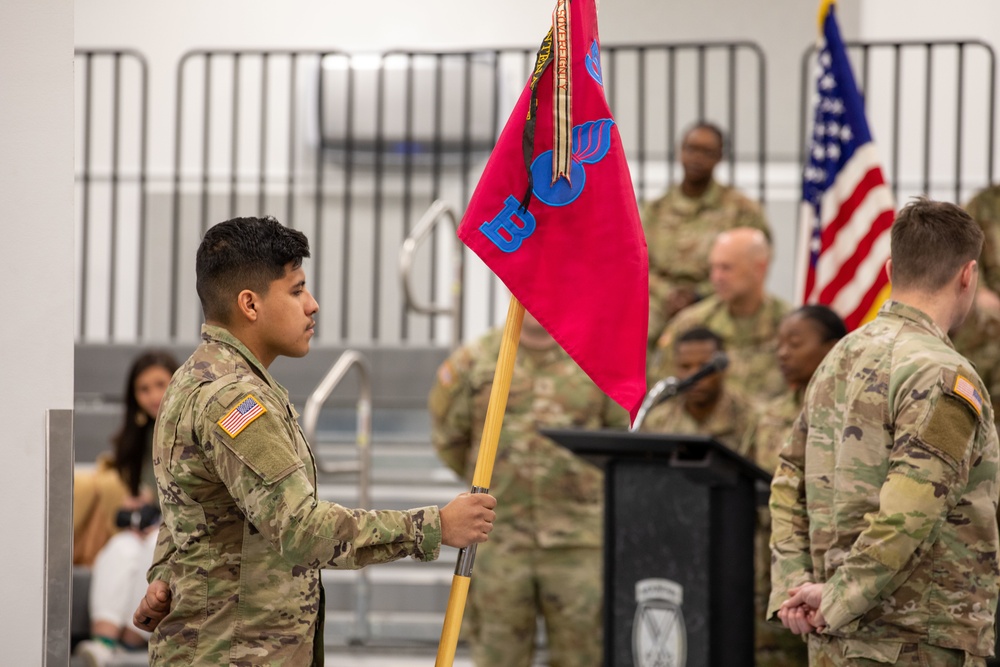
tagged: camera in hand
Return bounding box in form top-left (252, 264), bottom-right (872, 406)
top-left (115, 503), bottom-right (161, 531)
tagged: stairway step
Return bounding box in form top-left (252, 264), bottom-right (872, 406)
top-left (315, 484), bottom-right (466, 512)
top-left (323, 610), bottom-right (448, 644)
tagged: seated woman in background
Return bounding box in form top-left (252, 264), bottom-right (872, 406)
top-left (74, 350), bottom-right (178, 665)
top-left (752, 304), bottom-right (846, 667)
top-left (755, 305), bottom-right (847, 471)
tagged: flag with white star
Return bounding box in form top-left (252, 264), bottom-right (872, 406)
top-left (796, 0), bottom-right (895, 330)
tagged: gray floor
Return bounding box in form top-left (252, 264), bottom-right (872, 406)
top-left (69, 642), bottom-right (547, 666)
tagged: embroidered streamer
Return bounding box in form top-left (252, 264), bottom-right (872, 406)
top-left (552, 0), bottom-right (572, 184)
top-left (520, 29), bottom-right (554, 211)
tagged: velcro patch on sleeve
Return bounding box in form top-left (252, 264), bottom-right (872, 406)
top-left (217, 394), bottom-right (267, 438)
top-left (953, 374), bottom-right (984, 417)
top-left (919, 394), bottom-right (977, 466)
top-left (220, 423), bottom-right (303, 484)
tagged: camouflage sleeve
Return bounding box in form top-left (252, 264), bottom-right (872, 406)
top-left (737, 200), bottom-right (772, 242)
top-left (818, 366), bottom-right (980, 631)
top-left (738, 406), bottom-right (757, 460)
top-left (203, 387), bottom-right (442, 569)
top-left (428, 347), bottom-right (476, 479)
top-left (966, 191), bottom-right (1000, 296)
top-left (767, 409), bottom-right (814, 620)
top-left (146, 521), bottom-right (176, 584)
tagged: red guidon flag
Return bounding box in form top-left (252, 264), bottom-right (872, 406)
top-left (458, 0), bottom-right (649, 420)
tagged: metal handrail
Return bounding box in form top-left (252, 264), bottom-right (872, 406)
top-left (301, 349), bottom-right (372, 643)
top-left (399, 200), bottom-right (464, 346)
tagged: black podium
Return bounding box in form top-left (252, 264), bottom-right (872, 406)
top-left (543, 430), bottom-right (771, 667)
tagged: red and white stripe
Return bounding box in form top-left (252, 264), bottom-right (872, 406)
top-left (797, 143), bottom-right (895, 329)
top-left (219, 397), bottom-right (266, 436)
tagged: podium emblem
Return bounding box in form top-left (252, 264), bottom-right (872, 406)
top-left (632, 578), bottom-right (686, 667)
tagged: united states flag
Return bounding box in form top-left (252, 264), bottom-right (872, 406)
top-left (796, 2), bottom-right (895, 330)
top-left (219, 395), bottom-right (267, 437)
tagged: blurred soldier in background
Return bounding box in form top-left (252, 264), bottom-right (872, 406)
top-left (642, 121), bottom-right (771, 348)
top-left (429, 311), bottom-right (628, 667)
top-left (638, 326), bottom-right (755, 457)
top-left (651, 227), bottom-right (789, 405)
top-left (964, 185), bottom-right (1000, 308)
top-left (951, 292), bottom-right (1000, 428)
top-left (749, 305), bottom-right (846, 667)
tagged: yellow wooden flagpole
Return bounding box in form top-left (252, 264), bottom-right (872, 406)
top-left (434, 296), bottom-right (525, 667)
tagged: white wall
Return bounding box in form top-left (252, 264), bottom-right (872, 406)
top-left (0, 0), bottom-right (75, 661)
top-left (860, 0), bottom-right (1000, 43)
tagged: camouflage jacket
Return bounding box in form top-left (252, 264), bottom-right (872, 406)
top-left (147, 325), bottom-right (442, 666)
top-left (964, 185), bottom-right (1000, 295)
top-left (641, 180), bottom-right (770, 342)
top-left (638, 386), bottom-right (756, 458)
top-left (429, 329), bottom-right (629, 550)
top-left (768, 301), bottom-right (1000, 655)
top-left (750, 390), bottom-right (802, 475)
top-left (951, 299), bottom-right (1000, 427)
top-left (651, 293), bottom-right (790, 405)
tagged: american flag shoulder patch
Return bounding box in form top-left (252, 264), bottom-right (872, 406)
top-left (218, 394), bottom-right (268, 438)
top-left (953, 374), bottom-right (983, 417)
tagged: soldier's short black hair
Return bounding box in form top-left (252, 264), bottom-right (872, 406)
top-left (196, 216), bottom-right (311, 323)
top-left (682, 121), bottom-right (726, 155)
top-left (791, 305), bottom-right (847, 343)
top-left (675, 326), bottom-right (725, 351)
top-left (890, 197), bottom-right (983, 291)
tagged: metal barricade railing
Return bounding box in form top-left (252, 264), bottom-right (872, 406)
top-left (157, 42), bottom-right (768, 345)
top-left (399, 200), bottom-right (464, 348)
top-left (74, 42), bottom-right (769, 344)
top-left (800, 39), bottom-right (996, 203)
top-left (74, 48), bottom-right (149, 342)
top-left (602, 41), bottom-right (768, 204)
top-left (300, 350), bottom-right (373, 643)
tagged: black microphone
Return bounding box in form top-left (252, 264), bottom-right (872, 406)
top-left (672, 351), bottom-right (729, 395)
top-left (630, 352), bottom-right (729, 431)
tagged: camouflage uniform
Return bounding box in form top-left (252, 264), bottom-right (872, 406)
top-left (768, 301), bottom-right (1000, 664)
top-left (951, 299), bottom-right (1000, 428)
top-left (749, 391), bottom-right (809, 666)
top-left (637, 386), bottom-right (756, 458)
top-left (642, 180), bottom-right (771, 346)
top-left (964, 186), bottom-right (1000, 296)
top-left (147, 325), bottom-right (442, 666)
top-left (651, 294), bottom-right (790, 405)
top-left (753, 391), bottom-right (804, 476)
top-left (429, 329), bottom-right (629, 667)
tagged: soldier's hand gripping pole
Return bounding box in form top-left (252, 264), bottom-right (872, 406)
top-left (434, 296), bottom-right (525, 667)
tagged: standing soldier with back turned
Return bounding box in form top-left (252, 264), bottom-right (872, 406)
top-left (769, 199), bottom-right (1000, 666)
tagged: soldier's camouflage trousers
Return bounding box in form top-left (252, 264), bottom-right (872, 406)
top-left (806, 635), bottom-right (984, 667)
top-left (464, 543), bottom-right (601, 667)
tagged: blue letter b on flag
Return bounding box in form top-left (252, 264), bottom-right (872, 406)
top-left (480, 195), bottom-right (537, 253)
